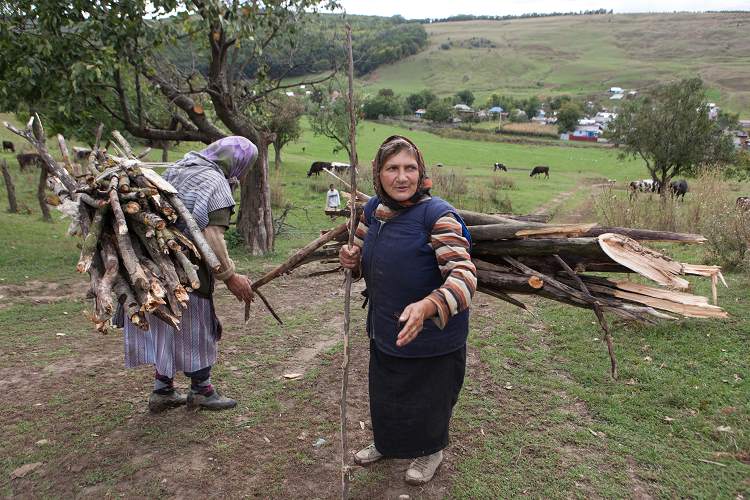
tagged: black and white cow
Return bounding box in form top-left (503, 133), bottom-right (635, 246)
top-left (494, 162), bottom-right (507, 172)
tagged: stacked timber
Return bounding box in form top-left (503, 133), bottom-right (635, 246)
top-left (5, 116), bottom-right (219, 333)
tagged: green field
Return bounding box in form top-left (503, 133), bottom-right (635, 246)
top-left (359, 12), bottom-right (750, 115)
top-left (1, 118), bottom-right (748, 497)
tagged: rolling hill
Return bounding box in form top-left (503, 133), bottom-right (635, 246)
top-left (359, 12), bottom-right (750, 114)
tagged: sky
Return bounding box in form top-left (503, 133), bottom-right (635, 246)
top-left (334, 0), bottom-right (750, 19)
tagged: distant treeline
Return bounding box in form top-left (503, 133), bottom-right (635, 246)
top-left (168, 15), bottom-right (427, 78)
top-left (422, 9), bottom-right (612, 23)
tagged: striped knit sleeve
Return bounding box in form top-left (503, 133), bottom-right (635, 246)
top-left (352, 211), bottom-right (369, 249)
top-left (425, 214), bottom-right (477, 329)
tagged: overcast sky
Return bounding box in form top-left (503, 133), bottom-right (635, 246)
top-left (335, 0), bottom-right (750, 19)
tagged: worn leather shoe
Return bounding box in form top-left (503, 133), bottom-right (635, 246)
top-left (353, 443), bottom-right (383, 466)
top-left (186, 389), bottom-right (237, 411)
top-left (405, 450), bottom-right (443, 485)
top-left (148, 391), bottom-right (187, 413)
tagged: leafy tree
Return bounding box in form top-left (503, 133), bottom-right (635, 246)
top-left (547, 95), bottom-right (572, 111)
top-left (264, 96), bottom-right (305, 170)
top-left (406, 89), bottom-right (437, 112)
top-left (377, 88), bottom-right (395, 97)
top-left (307, 81), bottom-right (361, 158)
top-left (362, 92), bottom-right (405, 119)
top-left (0, 0), bottom-right (340, 255)
top-left (454, 90), bottom-right (475, 107)
top-left (424, 99), bottom-right (453, 123)
top-left (523, 96), bottom-right (541, 119)
top-left (607, 78), bottom-right (736, 195)
top-left (556, 102), bottom-right (582, 133)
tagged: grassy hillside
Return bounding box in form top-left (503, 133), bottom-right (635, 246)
top-left (360, 12), bottom-right (750, 115)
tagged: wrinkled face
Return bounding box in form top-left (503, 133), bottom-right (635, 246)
top-left (379, 150), bottom-right (420, 202)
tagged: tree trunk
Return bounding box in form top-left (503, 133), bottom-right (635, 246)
top-left (274, 141), bottom-right (281, 170)
top-left (161, 142), bottom-right (169, 162)
top-left (238, 138), bottom-right (274, 255)
top-left (1, 159), bottom-right (18, 213)
top-left (37, 166), bottom-right (51, 221)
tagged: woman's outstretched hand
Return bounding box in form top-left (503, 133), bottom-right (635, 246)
top-left (339, 244), bottom-right (361, 270)
top-left (396, 299), bottom-right (438, 347)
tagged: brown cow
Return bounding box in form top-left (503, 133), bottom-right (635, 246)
top-left (16, 153), bottom-right (42, 171)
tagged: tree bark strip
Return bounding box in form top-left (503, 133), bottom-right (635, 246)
top-left (37, 166), bottom-right (51, 221)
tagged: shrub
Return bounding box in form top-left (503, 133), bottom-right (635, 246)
top-left (430, 168), bottom-right (468, 198)
top-left (308, 176), bottom-right (330, 194)
top-left (492, 176), bottom-right (516, 190)
top-left (593, 170), bottom-right (750, 271)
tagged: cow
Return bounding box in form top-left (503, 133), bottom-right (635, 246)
top-left (628, 179), bottom-right (659, 199)
top-left (494, 162), bottom-right (507, 172)
top-left (2, 140), bottom-right (14, 152)
top-left (16, 152), bottom-right (42, 171)
top-left (736, 197), bottom-right (750, 211)
top-left (530, 165), bottom-right (549, 178)
top-left (330, 162), bottom-right (351, 173)
top-left (669, 179), bottom-right (688, 200)
top-left (307, 161), bottom-right (329, 177)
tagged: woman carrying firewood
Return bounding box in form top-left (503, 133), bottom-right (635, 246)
top-left (117, 137), bottom-right (256, 412)
top-left (339, 135), bottom-right (476, 485)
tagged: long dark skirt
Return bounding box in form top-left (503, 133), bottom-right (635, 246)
top-left (369, 340), bottom-right (467, 459)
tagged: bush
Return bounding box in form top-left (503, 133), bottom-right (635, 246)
top-left (430, 168), bottom-right (468, 198)
top-left (492, 176), bottom-right (516, 190)
top-left (593, 169), bottom-right (750, 271)
top-left (270, 174), bottom-right (286, 209)
top-left (308, 176), bottom-right (330, 194)
top-left (425, 99), bottom-right (453, 123)
top-left (224, 227), bottom-right (243, 250)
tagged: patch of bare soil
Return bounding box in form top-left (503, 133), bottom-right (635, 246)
top-left (2, 266), bottom-right (653, 498)
top-left (0, 278), bottom-right (89, 309)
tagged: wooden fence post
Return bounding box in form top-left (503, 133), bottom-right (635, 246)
top-left (1, 159), bottom-right (18, 213)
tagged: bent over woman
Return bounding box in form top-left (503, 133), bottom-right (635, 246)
top-left (339, 135), bottom-right (476, 485)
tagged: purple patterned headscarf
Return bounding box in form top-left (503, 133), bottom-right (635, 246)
top-left (198, 136), bottom-right (258, 182)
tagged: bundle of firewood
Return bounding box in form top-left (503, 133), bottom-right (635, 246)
top-left (4, 116), bottom-right (220, 333)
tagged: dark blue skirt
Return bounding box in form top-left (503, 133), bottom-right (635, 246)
top-left (369, 340), bottom-right (466, 458)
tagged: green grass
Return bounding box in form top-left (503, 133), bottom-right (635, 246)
top-left (358, 12), bottom-right (750, 116)
top-left (1, 109), bottom-right (749, 496)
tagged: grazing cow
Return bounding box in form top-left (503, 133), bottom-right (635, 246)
top-left (628, 179), bottom-right (659, 199)
top-left (16, 152), bottom-right (42, 170)
top-left (669, 179), bottom-right (688, 200)
top-left (736, 197), bottom-right (750, 211)
top-left (530, 165), bottom-right (549, 178)
top-left (494, 162), bottom-right (507, 172)
top-left (330, 162), bottom-right (351, 173)
top-left (2, 140), bottom-right (14, 152)
top-left (307, 161), bottom-right (329, 177)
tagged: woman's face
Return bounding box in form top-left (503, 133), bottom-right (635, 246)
top-left (379, 149), bottom-right (420, 202)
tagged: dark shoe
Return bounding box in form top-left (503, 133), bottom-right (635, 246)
top-left (186, 389), bottom-right (237, 411)
top-left (148, 391), bottom-right (187, 413)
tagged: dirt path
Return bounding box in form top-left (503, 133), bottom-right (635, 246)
top-left (1, 266), bottom-right (653, 498)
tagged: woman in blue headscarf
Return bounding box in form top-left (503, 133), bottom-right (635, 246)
top-left (120, 136), bottom-right (257, 412)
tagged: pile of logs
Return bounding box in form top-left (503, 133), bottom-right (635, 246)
top-left (5, 116), bottom-right (219, 333)
top-left (252, 173), bottom-right (728, 377)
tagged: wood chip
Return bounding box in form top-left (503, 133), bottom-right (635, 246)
top-left (11, 462), bottom-right (43, 479)
top-left (283, 373), bottom-right (303, 380)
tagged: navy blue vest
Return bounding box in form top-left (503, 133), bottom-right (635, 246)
top-left (361, 196), bottom-right (471, 358)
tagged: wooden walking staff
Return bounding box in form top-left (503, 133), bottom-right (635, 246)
top-left (340, 23), bottom-right (357, 500)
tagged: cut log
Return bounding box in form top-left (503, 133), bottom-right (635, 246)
top-left (597, 233), bottom-right (689, 290)
top-left (108, 175), bottom-right (129, 236)
top-left (172, 247), bottom-right (200, 289)
top-left (77, 206), bottom-right (109, 273)
top-left (473, 238), bottom-right (608, 259)
top-left (137, 167), bottom-right (178, 193)
top-left (96, 235), bottom-right (120, 318)
top-left (163, 193), bottom-right (221, 272)
top-left (118, 172), bottom-right (131, 193)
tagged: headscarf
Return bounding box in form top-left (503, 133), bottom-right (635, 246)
top-left (372, 135), bottom-right (432, 211)
top-left (197, 136), bottom-right (258, 186)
